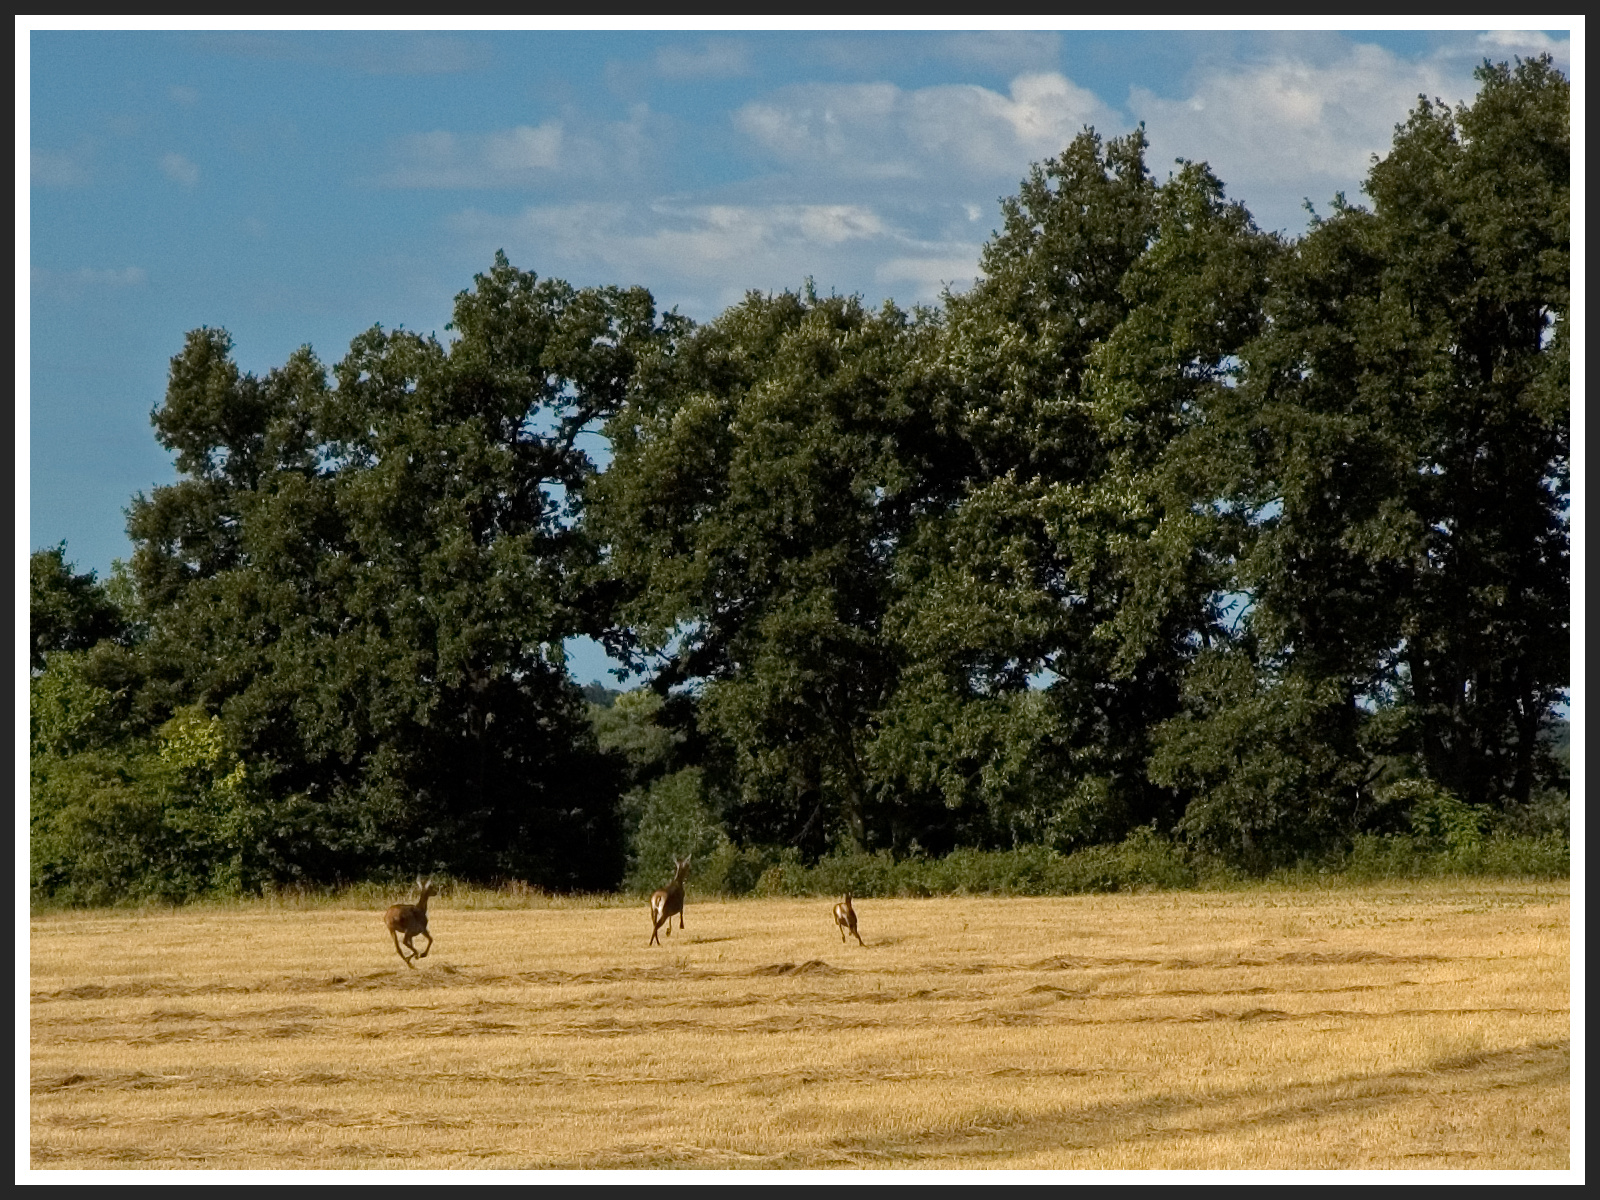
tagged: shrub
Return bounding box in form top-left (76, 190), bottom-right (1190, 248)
top-left (738, 829), bottom-right (1198, 897)
top-left (1382, 779), bottom-right (1491, 857)
top-left (1342, 830), bottom-right (1568, 881)
top-left (621, 767), bottom-right (729, 893)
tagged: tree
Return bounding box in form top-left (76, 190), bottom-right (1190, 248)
top-left (1197, 57), bottom-right (1571, 834)
top-left (30, 545), bottom-right (126, 672)
top-left (120, 254), bottom-right (671, 888)
top-left (1148, 57), bottom-right (1569, 866)
top-left (867, 131), bottom-right (1276, 851)
top-left (1367, 57), bottom-right (1570, 810)
top-left (591, 287), bottom-right (947, 856)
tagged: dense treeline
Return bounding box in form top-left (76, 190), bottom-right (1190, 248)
top-left (31, 59), bottom-right (1569, 902)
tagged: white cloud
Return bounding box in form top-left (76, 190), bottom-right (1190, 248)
top-left (656, 39), bottom-right (751, 80)
top-left (459, 201), bottom-right (886, 271)
top-left (735, 72), bottom-right (1116, 185)
top-left (160, 152), bottom-right (200, 187)
top-left (483, 125), bottom-right (564, 172)
top-left (1129, 42), bottom-right (1490, 231)
top-left (1476, 30), bottom-right (1571, 68)
top-left (875, 252), bottom-right (983, 298)
top-left (379, 106), bottom-right (672, 190)
top-left (450, 200), bottom-right (979, 314)
top-left (381, 121), bottom-right (564, 188)
top-left (31, 148), bottom-right (90, 187)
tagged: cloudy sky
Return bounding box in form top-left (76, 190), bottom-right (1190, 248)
top-left (21, 21), bottom-right (1575, 685)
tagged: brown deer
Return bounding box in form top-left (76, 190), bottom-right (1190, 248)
top-left (649, 856), bottom-right (691, 946)
top-left (384, 878), bottom-right (436, 967)
top-left (834, 891), bottom-right (863, 945)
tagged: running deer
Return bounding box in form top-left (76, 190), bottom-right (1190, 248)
top-left (384, 878), bottom-right (436, 967)
top-left (648, 856), bottom-right (691, 946)
top-left (834, 891), bottom-right (863, 945)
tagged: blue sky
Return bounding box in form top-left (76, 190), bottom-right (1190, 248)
top-left (21, 21), bottom-right (1576, 688)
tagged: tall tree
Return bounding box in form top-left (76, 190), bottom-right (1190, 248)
top-left (124, 254), bottom-right (668, 887)
top-left (868, 128), bottom-right (1189, 851)
top-left (591, 288), bottom-right (948, 855)
top-left (1157, 56), bottom-right (1570, 860)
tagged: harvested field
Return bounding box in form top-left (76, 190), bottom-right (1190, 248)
top-left (29, 881), bottom-right (1570, 1171)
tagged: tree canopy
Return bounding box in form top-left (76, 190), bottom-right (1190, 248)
top-left (32, 57), bottom-right (1568, 899)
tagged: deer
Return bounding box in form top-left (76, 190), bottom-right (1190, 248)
top-left (834, 891), bottom-right (864, 945)
top-left (384, 878), bottom-right (436, 968)
top-left (649, 856), bottom-right (691, 946)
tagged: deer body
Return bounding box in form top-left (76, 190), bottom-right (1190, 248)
top-left (834, 892), bottom-right (863, 945)
top-left (384, 879), bottom-right (436, 967)
top-left (649, 857), bottom-right (691, 946)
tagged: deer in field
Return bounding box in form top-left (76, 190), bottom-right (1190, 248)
top-left (649, 856), bottom-right (691, 946)
top-left (384, 878), bottom-right (436, 967)
top-left (834, 891), bottom-right (863, 945)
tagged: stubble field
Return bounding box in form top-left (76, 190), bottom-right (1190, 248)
top-left (30, 881), bottom-right (1569, 1171)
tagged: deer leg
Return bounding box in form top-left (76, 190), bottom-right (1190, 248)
top-left (650, 922), bottom-right (662, 946)
top-left (392, 930), bottom-right (416, 968)
top-left (678, 912), bottom-right (684, 929)
top-left (416, 930), bottom-right (432, 959)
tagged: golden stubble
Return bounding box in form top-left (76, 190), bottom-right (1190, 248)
top-left (30, 881), bottom-right (1569, 1171)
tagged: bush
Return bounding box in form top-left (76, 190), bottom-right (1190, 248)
top-left (1342, 831), bottom-right (1568, 881)
top-left (694, 841), bottom-right (777, 896)
top-left (30, 702), bottom-right (272, 907)
top-left (1382, 779), bottom-right (1490, 857)
top-left (739, 828), bottom-right (1198, 897)
top-left (621, 767), bottom-right (729, 893)
top-left (1493, 787), bottom-right (1570, 840)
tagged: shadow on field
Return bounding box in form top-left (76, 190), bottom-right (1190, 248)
top-left (777, 1039), bottom-right (1571, 1169)
top-left (565, 1040), bottom-right (1570, 1169)
top-left (1030, 950), bottom-right (1453, 972)
top-left (747, 960), bottom-right (846, 977)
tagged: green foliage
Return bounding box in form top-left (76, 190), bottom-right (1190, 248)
top-left (1377, 778), bottom-right (1484, 855)
top-left (746, 827), bottom-right (1196, 897)
top-left (582, 681), bottom-right (624, 708)
top-left (1342, 832), bottom-right (1567, 881)
top-left (32, 59), bottom-right (1570, 905)
top-left (1151, 651), bottom-right (1369, 867)
top-left (1225, 57), bottom-right (1569, 815)
top-left (31, 545), bottom-right (127, 672)
top-left (621, 768), bottom-right (728, 893)
top-left (30, 676), bottom-right (269, 904)
top-left (692, 841), bottom-right (777, 897)
top-left (592, 689), bottom-right (681, 787)
top-left (591, 286), bottom-right (944, 856)
top-left (113, 255), bottom-right (674, 890)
